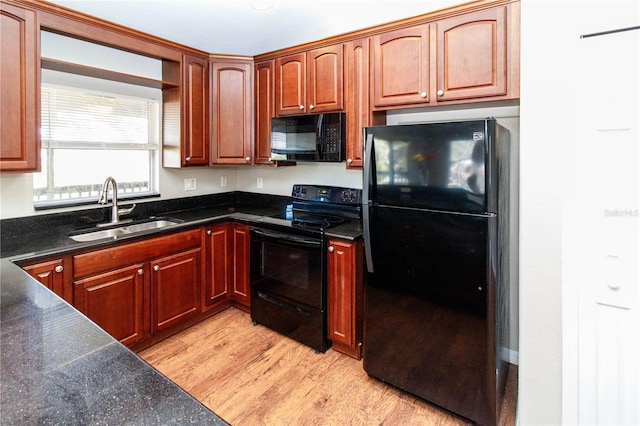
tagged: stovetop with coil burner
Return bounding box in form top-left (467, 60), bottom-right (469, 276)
top-left (273, 184), bottom-right (362, 232)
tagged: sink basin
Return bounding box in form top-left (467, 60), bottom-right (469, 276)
top-left (69, 218), bottom-right (182, 242)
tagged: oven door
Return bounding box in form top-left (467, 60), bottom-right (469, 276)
top-left (250, 227), bottom-right (324, 309)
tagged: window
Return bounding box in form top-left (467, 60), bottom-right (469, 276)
top-left (34, 84), bottom-right (160, 206)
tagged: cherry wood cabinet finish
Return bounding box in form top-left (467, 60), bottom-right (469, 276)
top-left (0, 2), bottom-right (40, 172)
top-left (150, 248), bottom-right (201, 333)
top-left (20, 256), bottom-right (72, 303)
top-left (327, 238), bottom-right (363, 359)
top-left (74, 263), bottom-right (147, 347)
top-left (254, 60), bottom-right (275, 164)
top-left (163, 55), bottom-right (209, 167)
top-left (275, 45), bottom-right (343, 116)
top-left (210, 59), bottom-right (253, 165)
top-left (435, 6), bottom-right (508, 101)
top-left (203, 223), bottom-right (231, 310)
top-left (371, 25), bottom-right (431, 108)
top-left (344, 38), bottom-right (369, 169)
top-left (230, 223), bottom-right (250, 311)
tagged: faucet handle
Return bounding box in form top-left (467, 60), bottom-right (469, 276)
top-left (118, 204), bottom-right (136, 216)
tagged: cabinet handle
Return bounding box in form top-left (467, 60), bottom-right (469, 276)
top-left (420, 92), bottom-right (427, 98)
top-left (207, 229), bottom-right (212, 235)
top-left (54, 265), bottom-right (63, 273)
top-left (185, 156), bottom-right (191, 162)
top-left (245, 157), bottom-right (251, 162)
top-left (299, 105), bottom-right (304, 110)
top-left (437, 90), bottom-right (444, 96)
top-left (153, 265), bottom-right (160, 272)
top-left (309, 104), bottom-right (314, 110)
top-left (328, 246), bottom-right (335, 253)
top-left (138, 268), bottom-right (144, 275)
top-left (347, 159), bottom-right (353, 164)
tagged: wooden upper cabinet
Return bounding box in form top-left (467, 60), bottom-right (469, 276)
top-left (210, 59), bottom-right (253, 165)
top-left (371, 25), bottom-right (430, 108)
top-left (0, 3), bottom-right (40, 172)
top-left (307, 45), bottom-right (343, 113)
top-left (254, 60), bottom-right (275, 164)
top-left (275, 45), bottom-right (343, 116)
top-left (162, 55), bottom-right (209, 167)
top-left (435, 6), bottom-right (508, 102)
top-left (344, 38), bottom-right (370, 169)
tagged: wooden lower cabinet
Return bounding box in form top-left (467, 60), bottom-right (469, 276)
top-left (327, 238), bottom-right (363, 359)
top-left (71, 228), bottom-right (202, 347)
top-left (150, 248), bottom-right (201, 333)
top-left (203, 223), bottom-right (231, 310)
top-left (74, 263), bottom-right (147, 347)
top-left (230, 223), bottom-right (251, 310)
top-left (20, 256), bottom-right (72, 303)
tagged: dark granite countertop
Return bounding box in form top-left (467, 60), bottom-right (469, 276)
top-left (0, 191), bottom-right (362, 423)
top-left (0, 258), bottom-right (228, 425)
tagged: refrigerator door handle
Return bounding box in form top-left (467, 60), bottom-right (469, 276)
top-left (363, 133), bottom-right (374, 273)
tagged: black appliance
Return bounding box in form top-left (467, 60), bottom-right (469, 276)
top-left (270, 113), bottom-right (345, 162)
top-left (250, 184), bottom-right (361, 352)
top-left (362, 119), bottom-right (511, 426)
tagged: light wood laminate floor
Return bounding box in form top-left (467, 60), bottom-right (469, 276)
top-left (139, 307), bottom-right (517, 425)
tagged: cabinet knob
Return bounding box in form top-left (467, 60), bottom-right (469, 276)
top-left (137, 268), bottom-right (144, 275)
top-left (185, 156), bottom-right (191, 162)
top-left (245, 157), bottom-right (251, 162)
top-left (420, 92), bottom-right (427, 98)
top-left (54, 265), bottom-right (63, 273)
top-left (309, 104), bottom-right (314, 110)
top-left (299, 105), bottom-right (304, 110)
top-left (437, 90), bottom-right (444, 96)
top-left (347, 158), bottom-right (353, 164)
top-left (328, 246), bottom-right (335, 253)
top-left (207, 229), bottom-right (212, 235)
top-left (153, 265), bottom-right (160, 272)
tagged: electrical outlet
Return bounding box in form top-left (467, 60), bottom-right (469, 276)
top-left (257, 177), bottom-right (263, 188)
top-left (184, 178), bottom-right (196, 191)
top-left (220, 176), bottom-right (228, 187)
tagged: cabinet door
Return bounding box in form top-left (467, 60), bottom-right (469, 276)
top-left (21, 257), bottom-right (71, 303)
top-left (254, 60), bottom-right (275, 164)
top-left (435, 6), bottom-right (507, 102)
top-left (344, 38), bottom-right (369, 169)
top-left (275, 52), bottom-right (306, 116)
top-left (0, 3), bottom-right (40, 171)
top-left (211, 60), bottom-right (253, 165)
top-left (182, 55), bottom-right (209, 166)
top-left (371, 25), bottom-right (430, 108)
top-left (231, 223), bottom-right (250, 309)
top-left (150, 248), bottom-right (201, 333)
top-left (307, 45), bottom-right (343, 113)
top-left (74, 263), bottom-right (147, 347)
top-left (327, 239), bottom-right (363, 359)
top-left (203, 223), bottom-right (230, 309)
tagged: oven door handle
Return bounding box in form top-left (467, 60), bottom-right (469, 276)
top-left (250, 228), bottom-right (322, 247)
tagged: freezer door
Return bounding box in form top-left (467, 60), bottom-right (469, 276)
top-left (363, 206), bottom-right (499, 425)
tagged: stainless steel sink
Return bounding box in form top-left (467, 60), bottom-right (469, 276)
top-left (69, 218), bottom-right (182, 242)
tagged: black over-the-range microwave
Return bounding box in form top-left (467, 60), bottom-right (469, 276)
top-left (270, 113), bottom-right (346, 162)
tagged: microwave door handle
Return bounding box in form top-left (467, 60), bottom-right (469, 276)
top-left (363, 132), bottom-right (374, 273)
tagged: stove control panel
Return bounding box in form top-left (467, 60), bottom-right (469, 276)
top-left (292, 184), bottom-right (361, 205)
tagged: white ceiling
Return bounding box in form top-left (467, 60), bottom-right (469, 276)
top-left (45, 0), bottom-right (463, 56)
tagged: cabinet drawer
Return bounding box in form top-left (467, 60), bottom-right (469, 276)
top-left (73, 228), bottom-right (201, 278)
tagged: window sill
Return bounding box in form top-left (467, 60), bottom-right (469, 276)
top-left (34, 193), bottom-right (161, 211)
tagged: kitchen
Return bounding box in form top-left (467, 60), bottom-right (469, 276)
top-left (1, 0), bottom-right (638, 425)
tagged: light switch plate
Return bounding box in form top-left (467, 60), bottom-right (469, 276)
top-left (221, 176), bottom-right (228, 187)
top-left (257, 177), bottom-right (263, 188)
top-left (184, 178), bottom-right (196, 191)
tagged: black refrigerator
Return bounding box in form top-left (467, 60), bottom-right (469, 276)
top-left (362, 119), bottom-right (510, 426)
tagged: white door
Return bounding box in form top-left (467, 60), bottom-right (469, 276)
top-left (574, 25), bottom-right (640, 425)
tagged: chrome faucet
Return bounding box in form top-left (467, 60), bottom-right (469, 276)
top-left (98, 176), bottom-right (135, 224)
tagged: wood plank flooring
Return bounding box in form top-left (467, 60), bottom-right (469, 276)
top-left (139, 307), bottom-right (517, 425)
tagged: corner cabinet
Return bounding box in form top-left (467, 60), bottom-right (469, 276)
top-left (203, 223), bottom-right (231, 310)
top-left (275, 45), bottom-right (343, 116)
top-left (0, 2), bottom-right (40, 172)
top-left (230, 223), bottom-right (251, 311)
top-left (163, 55), bottom-right (209, 167)
top-left (210, 59), bottom-right (253, 165)
top-left (254, 60), bottom-right (275, 164)
top-left (20, 256), bottom-right (72, 303)
top-left (327, 238), bottom-right (363, 359)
